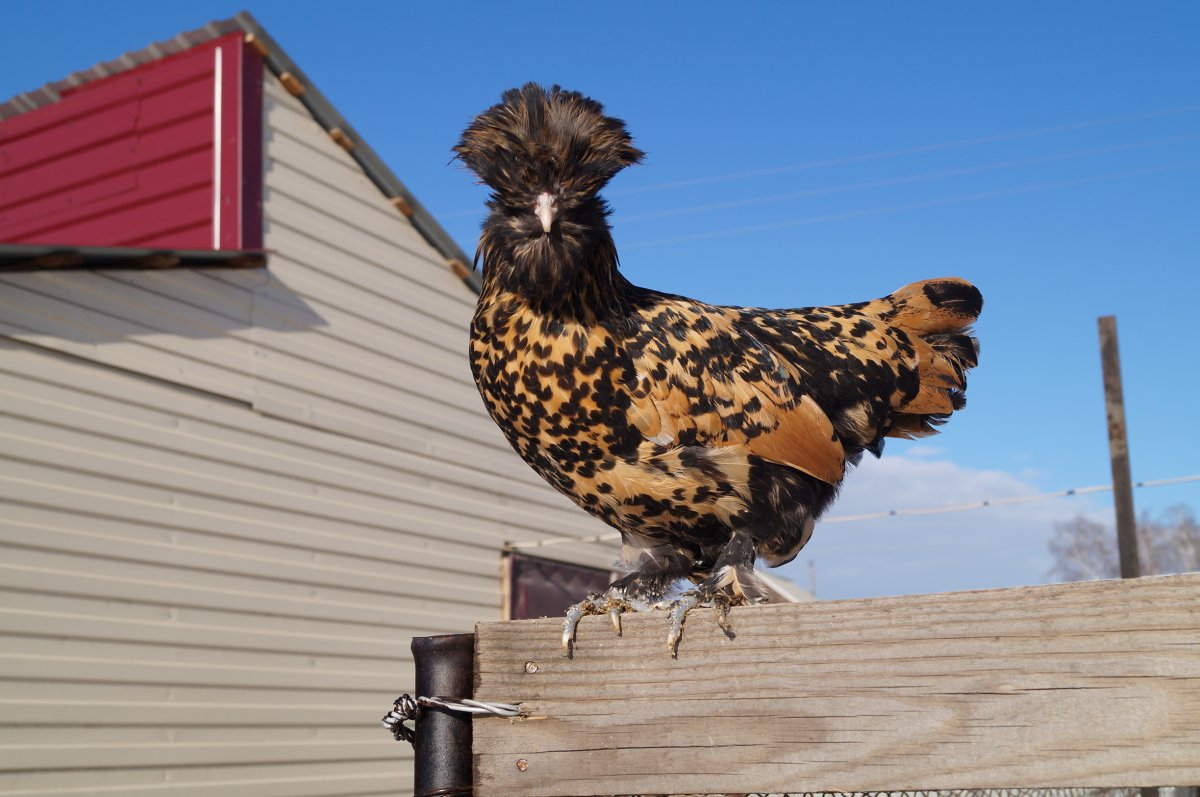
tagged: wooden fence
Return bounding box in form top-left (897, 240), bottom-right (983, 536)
top-left (470, 573), bottom-right (1200, 797)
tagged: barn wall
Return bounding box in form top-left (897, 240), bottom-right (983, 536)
top-left (0, 64), bottom-right (614, 796)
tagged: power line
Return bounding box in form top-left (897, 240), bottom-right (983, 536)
top-left (614, 133), bottom-right (1200, 224)
top-left (620, 159), bottom-right (1200, 250)
top-left (608, 104), bottom-right (1200, 197)
top-left (505, 473), bottom-right (1200, 550)
top-left (435, 104), bottom-right (1200, 221)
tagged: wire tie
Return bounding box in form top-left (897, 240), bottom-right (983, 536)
top-left (382, 694), bottom-right (522, 744)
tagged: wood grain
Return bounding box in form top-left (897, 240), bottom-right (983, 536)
top-left (473, 573), bottom-right (1200, 796)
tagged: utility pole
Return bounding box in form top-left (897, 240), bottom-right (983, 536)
top-left (1098, 315), bottom-right (1140, 579)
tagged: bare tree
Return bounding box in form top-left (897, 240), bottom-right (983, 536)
top-left (1047, 504), bottom-right (1199, 581)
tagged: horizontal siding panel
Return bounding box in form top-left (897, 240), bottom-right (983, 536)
top-left (261, 81), bottom-right (440, 258)
top-left (0, 763), bottom-right (406, 797)
top-left (3, 91), bottom-right (211, 215)
top-left (253, 346), bottom-right (508, 452)
top-left (264, 156), bottom-right (435, 265)
top-left (264, 189), bottom-right (465, 304)
top-left (2, 448), bottom-right (519, 563)
top-left (0, 651), bottom-right (401, 695)
top-left (0, 525), bottom-right (496, 620)
top-left (10, 147), bottom-right (211, 239)
top-left (1, 343), bottom-right (609, 525)
top-left (249, 276), bottom-right (474, 392)
top-left (4, 383), bottom-right (591, 543)
top-left (0, 634), bottom-right (409, 687)
top-left (0, 600), bottom-right (453, 657)
top-left (0, 39), bottom-right (219, 142)
top-left (0, 271), bottom-right (255, 402)
top-left (250, 382), bottom-right (540, 485)
top-left (0, 727), bottom-right (397, 772)
top-left (0, 476), bottom-right (505, 583)
top-left (18, 179), bottom-right (211, 248)
top-left (257, 216), bottom-right (473, 322)
top-left (0, 697), bottom-right (382, 727)
top-left (0, 269), bottom-right (254, 338)
top-left (1, 77), bottom-right (211, 179)
top-left (0, 516), bottom-right (497, 620)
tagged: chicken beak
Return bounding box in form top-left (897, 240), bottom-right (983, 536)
top-left (534, 192), bottom-right (556, 233)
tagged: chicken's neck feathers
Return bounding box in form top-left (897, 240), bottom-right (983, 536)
top-left (476, 209), bottom-right (634, 322)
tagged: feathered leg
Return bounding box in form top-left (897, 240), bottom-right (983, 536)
top-left (665, 530), bottom-right (763, 656)
top-left (561, 546), bottom-right (691, 656)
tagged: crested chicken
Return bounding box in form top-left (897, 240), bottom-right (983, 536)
top-left (456, 84), bottom-right (982, 655)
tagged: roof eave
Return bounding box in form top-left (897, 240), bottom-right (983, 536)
top-left (0, 244), bottom-right (268, 272)
top-left (230, 12), bottom-right (482, 294)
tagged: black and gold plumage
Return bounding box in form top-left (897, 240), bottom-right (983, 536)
top-left (457, 84), bottom-right (983, 654)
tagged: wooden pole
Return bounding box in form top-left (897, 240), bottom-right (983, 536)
top-left (1098, 315), bottom-right (1141, 579)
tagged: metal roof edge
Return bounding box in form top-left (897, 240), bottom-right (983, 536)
top-left (230, 12), bottom-right (482, 295)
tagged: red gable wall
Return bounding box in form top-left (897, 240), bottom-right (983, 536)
top-left (0, 33), bottom-right (262, 250)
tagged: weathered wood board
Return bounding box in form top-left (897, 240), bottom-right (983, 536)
top-left (473, 573), bottom-right (1200, 796)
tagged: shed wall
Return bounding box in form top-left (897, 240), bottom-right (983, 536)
top-left (0, 64), bottom-right (615, 796)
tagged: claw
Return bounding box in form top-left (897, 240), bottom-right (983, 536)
top-left (562, 602), bottom-right (587, 656)
top-left (666, 593), bottom-right (699, 657)
top-left (609, 605), bottom-right (622, 635)
top-left (713, 598), bottom-right (736, 638)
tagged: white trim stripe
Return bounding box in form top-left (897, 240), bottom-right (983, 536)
top-left (212, 46), bottom-right (223, 249)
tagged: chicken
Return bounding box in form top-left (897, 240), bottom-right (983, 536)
top-left (456, 84), bottom-right (982, 655)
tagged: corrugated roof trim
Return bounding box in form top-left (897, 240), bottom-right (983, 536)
top-left (0, 243), bottom-right (267, 271)
top-left (0, 12), bottom-right (481, 294)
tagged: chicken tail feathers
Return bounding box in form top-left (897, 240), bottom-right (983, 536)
top-left (868, 277), bottom-right (983, 334)
top-left (869, 278), bottom-right (982, 440)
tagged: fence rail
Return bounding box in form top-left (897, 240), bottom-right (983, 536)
top-left (472, 573), bottom-right (1200, 797)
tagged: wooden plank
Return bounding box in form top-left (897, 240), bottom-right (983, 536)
top-left (474, 573), bottom-right (1200, 795)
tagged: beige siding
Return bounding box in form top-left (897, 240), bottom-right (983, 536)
top-left (0, 65), bottom-right (615, 795)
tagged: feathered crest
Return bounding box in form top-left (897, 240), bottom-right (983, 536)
top-left (454, 83), bottom-right (643, 201)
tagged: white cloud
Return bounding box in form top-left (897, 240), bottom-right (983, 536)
top-left (900, 444), bottom-right (944, 458)
top-left (775, 454), bottom-right (1111, 601)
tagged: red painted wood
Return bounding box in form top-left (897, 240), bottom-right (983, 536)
top-left (240, 47), bottom-right (264, 249)
top-left (7, 149), bottom-right (214, 242)
top-left (3, 115), bottom-right (211, 212)
top-left (32, 183), bottom-right (212, 249)
top-left (0, 32), bottom-right (260, 251)
top-left (1, 75), bottom-right (213, 176)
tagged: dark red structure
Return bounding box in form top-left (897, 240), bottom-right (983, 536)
top-left (0, 33), bottom-right (262, 250)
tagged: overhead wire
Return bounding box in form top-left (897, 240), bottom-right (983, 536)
top-left (620, 159), bottom-right (1200, 250)
top-left (607, 103), bottom-right (1200, 197)
top-left (436, 104), bottom-right (1200, 223)
top-left (504, 474), bottom-right (1200, 550)
top-left (614, 133), bottom-right (1200, 224)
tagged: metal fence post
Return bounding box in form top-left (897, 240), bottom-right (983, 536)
top-left (411, 633), bottom-right (475, 797)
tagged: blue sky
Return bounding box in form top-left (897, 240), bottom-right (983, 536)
top-left (4, 1), bottom-right (1198, 599)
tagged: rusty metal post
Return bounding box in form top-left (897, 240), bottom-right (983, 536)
top-left (1098, 316), bottom-right (1140, 579)
top-left (412, 633), bottom-right (475, 797)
